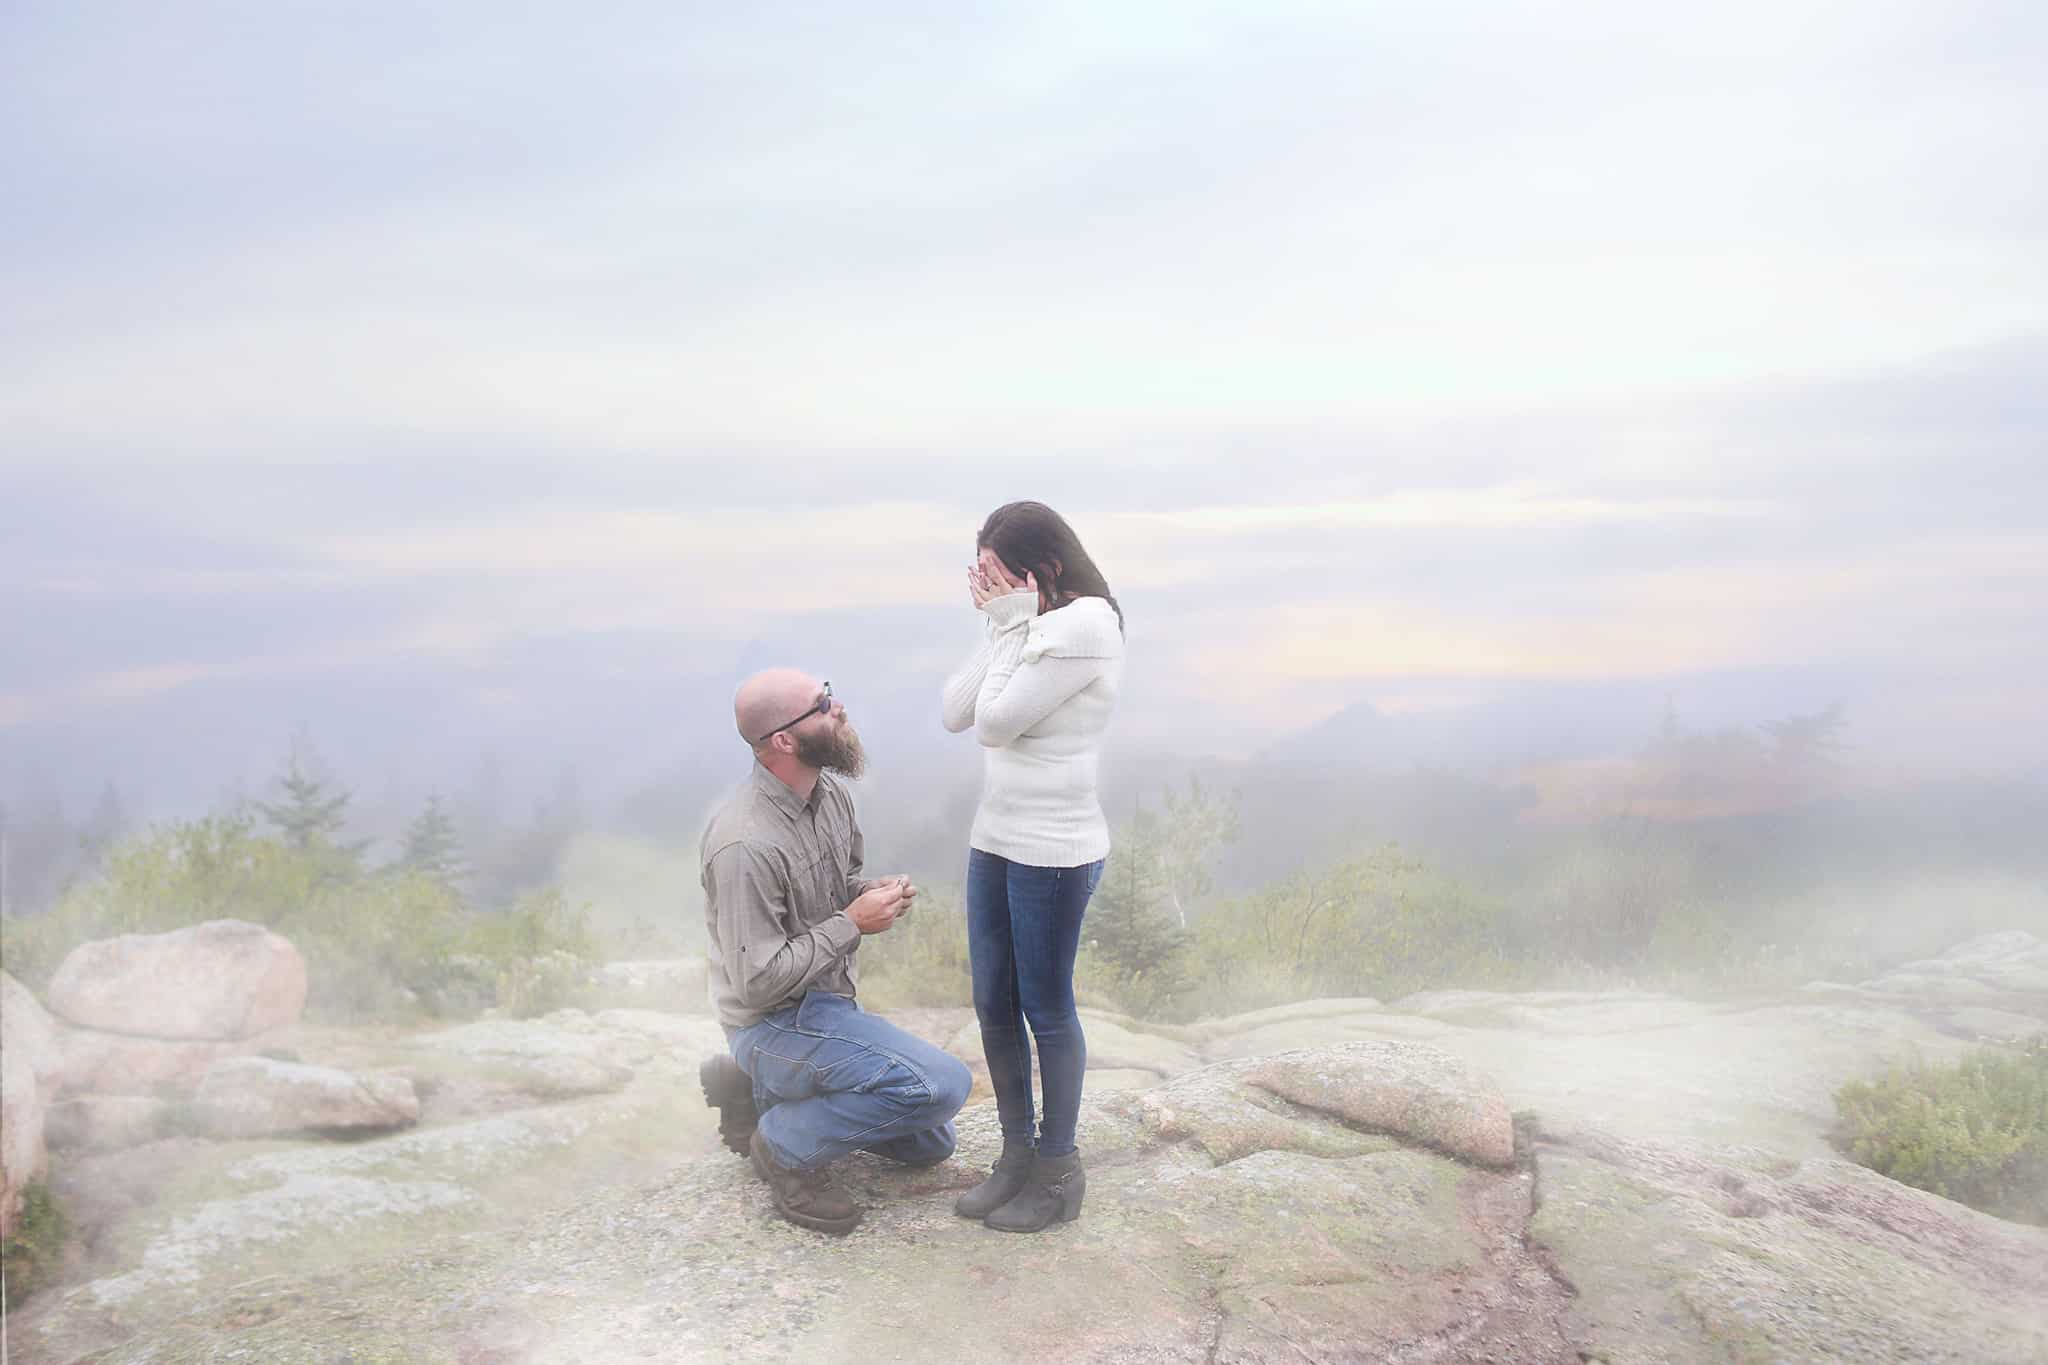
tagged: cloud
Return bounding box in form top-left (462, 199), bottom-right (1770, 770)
top-left (306, 503), bottom-right (962, 580)
top-left (1121, 487), bottom-right (1781, 534)
top-left (5, 4), bottom-right (2044, 452)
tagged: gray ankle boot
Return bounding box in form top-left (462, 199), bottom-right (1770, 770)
top-left (954, 1142), bottom-right (1035, 1219)
top-left (984, 1151), bottom-right (1084, 1232)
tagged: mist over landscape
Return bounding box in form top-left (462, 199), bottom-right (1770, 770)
top-left (3, 2), bottom-right (2045, 1361)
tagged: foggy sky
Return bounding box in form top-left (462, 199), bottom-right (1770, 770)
top-left (4, 1), bottom-right (2045, 815)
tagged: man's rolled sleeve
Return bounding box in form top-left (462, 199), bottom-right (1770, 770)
top-left (709, 843), bottom-right (860, 1011)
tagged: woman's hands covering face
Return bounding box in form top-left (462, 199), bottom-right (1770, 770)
top-left (968, 548), bottom-right (1037, 613)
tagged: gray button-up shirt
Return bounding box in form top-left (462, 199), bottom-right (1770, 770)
top-left (700, 762), bottom-right (868, 1028)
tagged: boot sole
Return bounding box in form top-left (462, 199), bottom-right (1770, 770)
top-left (699, 1055), bottom-right (757, 1157)
top-left (749, 1132), bottom-right (862, 1235)
top-left (984, 1208), bottom-right (1081, 1233)
top-left (776, 1206), bottom-right (863, 1237)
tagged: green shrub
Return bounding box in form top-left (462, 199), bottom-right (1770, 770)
top-left (469, 884), bottom-right (600, 1018)
top-left (0, 1182), bottom-right (70, 1303)
top-left (282, 871), bottom-right (472, 1020)
top-left (857, 887), bottom-right (973, 1009)
top-left (0, 815), bottom-right (318, 989)
top-left (1083, 808), bottom-right (1200, 1018)
top-left (1512, 838), bottom-right (1708, 969)
top-left (0, 820), bottom-right (598, 1025)
top-left (492, 950), bottom-right (596, 1018)
top-left (1185, 851), bottom-right (1532, 1019)
top-left (1831, 1040), bottom-right (2048, 1225)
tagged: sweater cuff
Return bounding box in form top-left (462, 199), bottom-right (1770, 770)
top-left (981, 592), bottom-right (1038, 632)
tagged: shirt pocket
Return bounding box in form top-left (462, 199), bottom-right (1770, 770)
top-left (809, 831), bottom-right (852, 900)
top-left (790, 822), bottom-right (839, 875)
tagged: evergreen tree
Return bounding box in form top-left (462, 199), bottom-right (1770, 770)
top-left (0, 774), bottom-right (75, 914)
top-left (255, 741), bottom-right (365, 868)
top-left (474, 763), bottom-right (585, 908)
top-left (1088, 806), bottom-right (1195, 1014)
top-left (78, 779), bottom-right (130, 864)
top-left (394, 793), bottom-right (468, 891)
top-left (1762, 702), bottom-right (1848, 771)
top-left (1158, 776), bottom-right (1238, 928)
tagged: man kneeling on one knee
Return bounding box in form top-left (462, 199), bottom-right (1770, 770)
top-left (697, 668), bottom-right (972, 1236)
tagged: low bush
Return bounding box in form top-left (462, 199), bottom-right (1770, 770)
top-left (1184, 853), bottom-right (1533, 1019)
top-left (1510, 838), bottom-right (1710, 969)
top-left (857, 887), bottom-right (972, 1010)
top-left (0, 1182), bottom-right (70, 1303)
top-left (0, 818), bottom-right (596, 1024)
top-left (1831, 1040), bottom-right (2048, 1225)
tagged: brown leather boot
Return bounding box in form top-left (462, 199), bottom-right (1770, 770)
top-left (984, 1151), bottom-right (1084, 1233)
top-left (698, 1054), bottom-right (757, 1157)
top-left (749, 1129), bottom-right (863, 1236)
top-left (953, 1142), bottom-right (1034, 1219)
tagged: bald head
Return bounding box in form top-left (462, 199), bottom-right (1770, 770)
top-left (735, 668), bottom-right (823, 747)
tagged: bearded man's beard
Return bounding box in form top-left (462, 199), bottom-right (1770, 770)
top-left (795, 723), bottom-right (867, 779)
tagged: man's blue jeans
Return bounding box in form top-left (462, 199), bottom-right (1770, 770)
top-left (965, 848), bottom-right (1104, 1158)
top-left (728, 990), bottom-right (972, 1171)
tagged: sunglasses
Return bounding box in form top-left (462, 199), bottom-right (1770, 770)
top-left (752, 681), bottom-right (834, 745)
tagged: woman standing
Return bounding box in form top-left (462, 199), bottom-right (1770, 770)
top-left (941, 501), bottom-right (1124, 1233)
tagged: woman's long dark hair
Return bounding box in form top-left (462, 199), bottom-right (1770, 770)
top-left (977, 501), bottom-right (1124, 634)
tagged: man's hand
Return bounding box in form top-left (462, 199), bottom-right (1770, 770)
top-left (847, 880), bottom-right (909, 935)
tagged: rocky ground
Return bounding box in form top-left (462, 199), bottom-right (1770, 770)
top-left (7, 931), bottom-right (2047, 1364)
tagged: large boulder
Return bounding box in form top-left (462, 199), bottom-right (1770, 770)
top-left (1855, 930), bottom-right (2048, 1013)
top-left (1247, 1040), bottom-right (1516, 1167)
top-left (2, 971), bottom-right (63, 1090)
top-left (1120, 1040), bottom-right (1514, 1167)
top-left (47, 919), bottom-right (307, 1041)
top-left (1794, 931), bottom-right (2048, 1045)
top-left (1, 972), bottom-right (60, 1239)
top-left (54, 1029), bottom-right (260, 1098)
top-left (0, 1032), bottom-right (47, 1239)
top-left (190, 1057), bottom-right (419, 1140)
top-left (1532, 1130), bottom-right (2048, 1363)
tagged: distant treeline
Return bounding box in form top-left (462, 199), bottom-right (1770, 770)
top-left (0, 740), bottom-right (588, 920)
top-left (6, 714), bottom-right (2045, 1028)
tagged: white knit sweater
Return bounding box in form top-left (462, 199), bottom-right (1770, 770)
top-left (941, 592), bottom-right (1124, 868)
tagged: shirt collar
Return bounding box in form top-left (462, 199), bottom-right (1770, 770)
top-left (750, 759), bottom-right (815, 818)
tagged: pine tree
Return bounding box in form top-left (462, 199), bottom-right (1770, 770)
top-left (1, 775), bottom-right (75, 914)
top-left (255, 742), bottom-right (364, 868)
top-left (1158, 776), bottom-right (1238, 928)
top-left (394, 793), bottom-right (468, 891)
top-left (78, 779), bottom-right (129, 863)
top-left (1088, 807), bottom-right (1194, 1014)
